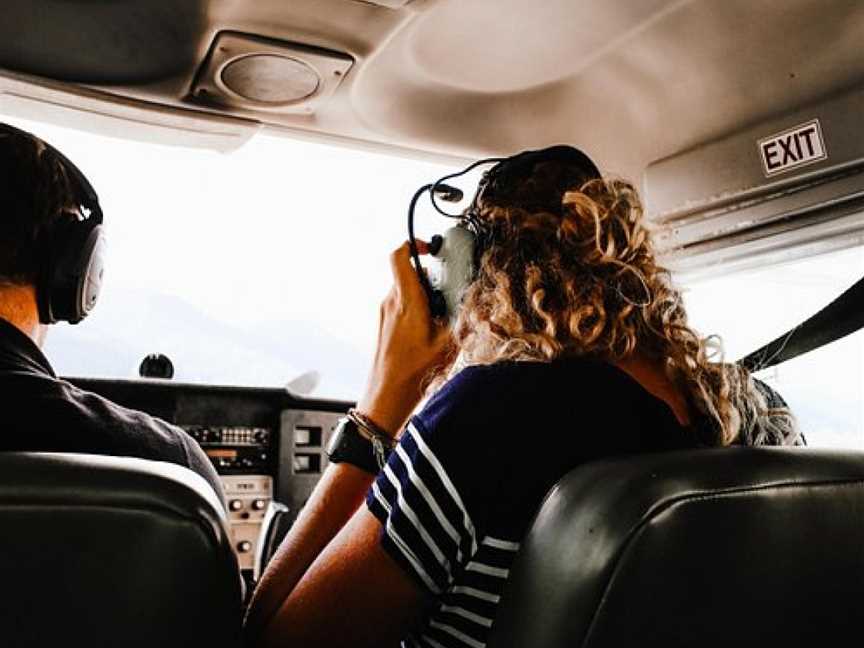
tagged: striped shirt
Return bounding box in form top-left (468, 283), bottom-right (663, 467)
top-left (366, 358), bottom-right (704, 648)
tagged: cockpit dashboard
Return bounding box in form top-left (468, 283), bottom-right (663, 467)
top-left (67, 376), bottom-right (349, 579)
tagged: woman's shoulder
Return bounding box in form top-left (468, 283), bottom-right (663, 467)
top-left (422, 359), bottom-right (548, 410)
top-left (414, 357), bottom-right (613, 438)
top-left (434, 356), bottom-right (618, 395)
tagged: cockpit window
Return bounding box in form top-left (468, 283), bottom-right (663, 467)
top-left (684, 245), bottom-right (864, 450)
top-left (7, 117), bottom-right (450, 399)
top-left (6, 117), bottom-right (862, 441)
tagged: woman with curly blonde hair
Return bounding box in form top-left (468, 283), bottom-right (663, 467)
top-left (447, 157), bottom-right (799, 448)
top-left (246, 146), bottom-right (800, 648)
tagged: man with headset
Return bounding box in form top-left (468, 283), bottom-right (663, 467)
top-left (0, 123), bottom-right (224, 505)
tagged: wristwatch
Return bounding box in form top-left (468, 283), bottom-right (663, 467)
top-left (326, 416), bottom-right (386, 475)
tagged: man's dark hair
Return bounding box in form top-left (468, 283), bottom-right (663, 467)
top-left (0, 125), bottom-right (78, 285)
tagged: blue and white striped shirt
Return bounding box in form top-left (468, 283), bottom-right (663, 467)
top-left (366, 359), bottom-right (700, 647)
top-left (368, 420), bottom-right (521, 648)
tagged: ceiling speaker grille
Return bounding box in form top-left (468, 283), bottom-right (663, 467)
top-left (220, 55), bottom-right (320, 104)
top-left (191, 32), bottom-right (353, 114)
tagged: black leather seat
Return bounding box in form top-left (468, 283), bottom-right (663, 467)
top-left (488, 447), bottom-right (864, 648)
top-left (0, 453), bottom-right (242, 648)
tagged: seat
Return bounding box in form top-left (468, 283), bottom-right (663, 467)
top-left (488, 447), bottom-right (864, 648)
top-left (0, 452), bottom-right (243, 648)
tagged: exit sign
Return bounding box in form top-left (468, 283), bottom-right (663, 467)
top-left (758, 119), bottom-right (827, 177)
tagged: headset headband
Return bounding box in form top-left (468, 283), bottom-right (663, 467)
top-left (0, 123), bottom-right (102, 225)
top-left (471, 144), bottom-right (602, 217)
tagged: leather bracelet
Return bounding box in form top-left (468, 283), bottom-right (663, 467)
top-left (348, 409), bottom-right (397, 444)
top-left (348, 408), bottom-right (397, 469)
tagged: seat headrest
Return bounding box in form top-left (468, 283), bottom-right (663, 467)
top-left (489, 447), bottom-right (864, 648)
top-left (0, 452), bottom-right (242, 648)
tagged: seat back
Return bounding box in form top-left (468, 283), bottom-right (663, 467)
top-left (0, 452), bottom-right (242, 648)
top-left (488, 447), bottom-right (864, 648)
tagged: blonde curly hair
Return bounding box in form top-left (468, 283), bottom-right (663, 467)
top-left (434, 173), bottom-right (799, 447)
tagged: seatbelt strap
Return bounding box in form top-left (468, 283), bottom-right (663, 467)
top-left (739, 274), bottom-right (864, 372)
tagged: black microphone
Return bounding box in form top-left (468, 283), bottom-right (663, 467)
top-left (432, 183), bottom-right (463, 202)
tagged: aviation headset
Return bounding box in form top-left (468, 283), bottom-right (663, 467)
top-left (408, 144), bottom-right (602, 320)
top-left (0, 123), bottom-right (106, 324)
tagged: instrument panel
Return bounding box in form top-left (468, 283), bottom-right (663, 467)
top-left (68, 376), bottom-right (350, 577)
top-left (184, 424), bottom-right (274, 474)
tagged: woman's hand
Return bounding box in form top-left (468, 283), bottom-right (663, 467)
top-left (356, 241), bottom-right (454, 437)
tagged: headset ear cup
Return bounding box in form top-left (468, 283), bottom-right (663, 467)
top-left (41, 224), bottom-right (105, 325)
top-left (433, 225), bottom-right (476, 324)
top-left (77, 226), bottom-right (106, 322)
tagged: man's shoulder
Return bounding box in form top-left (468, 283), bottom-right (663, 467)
top-left (37, 379), bottom-right (225, 503)
top-left (6, 373), bottom-right (194, 467)
top-left (0, 346), bottom-right (224, 505)
top-left (60, 380), bottom-right (187, 445)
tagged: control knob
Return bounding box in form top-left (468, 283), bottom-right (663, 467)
top-left (229, 499), bottom-right (243, 512)
top-left (252, 499), bottom-right (267, 511)
top-left (237, 540), bottom-right (253, 553)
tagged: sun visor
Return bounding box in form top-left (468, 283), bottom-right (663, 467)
top-left (645, 86), bottom-right (864, 280)
top-left (0, 71), bottom-right (259, 153)
top-left (0, 0), bottom-right (207, 84)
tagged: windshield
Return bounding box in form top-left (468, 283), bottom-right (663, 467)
top-left (6, 117), bottom-right (450, 400)
top-left (5, 116), bottom-right (862, 448)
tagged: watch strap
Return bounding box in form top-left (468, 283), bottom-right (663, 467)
top-left (326, 417), bottom-right (382, 475)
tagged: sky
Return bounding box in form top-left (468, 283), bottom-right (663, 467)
top-left (4, 116), bottom-right (452, 398)
top-left (4, 114), bottom-right (863, 449)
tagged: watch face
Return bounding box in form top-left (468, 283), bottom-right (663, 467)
top-left (326, 417), bottom-right (351, 457)
top-left (324, 416), bottom-right (380, 475)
